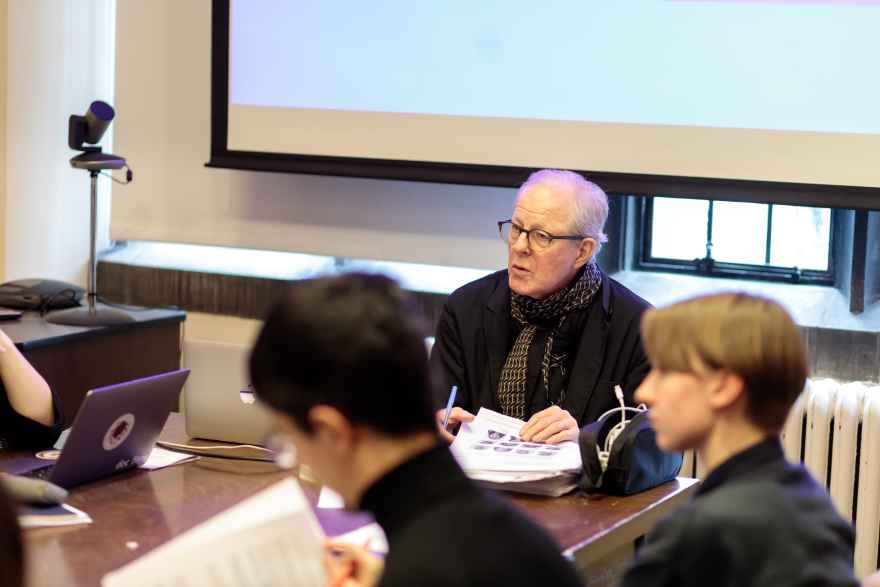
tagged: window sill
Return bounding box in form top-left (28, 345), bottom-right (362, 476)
top-left (100, 241), bottom-right (493, 295)
top-left (101, 241), bottom-right (880, 332)
top-left (612, 269), bottom-right (880, 333)
top-left (98, 241), bottom-right (880, 382)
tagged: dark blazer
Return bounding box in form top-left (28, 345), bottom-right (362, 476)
top-left (430, 269), bottom-right (652, 425)
top-left (0, 385), bottom-right (64, 449)
top-left (619, 437), bottom-right (859, 587)
top-left (360, 445), bottom-right (584, 587)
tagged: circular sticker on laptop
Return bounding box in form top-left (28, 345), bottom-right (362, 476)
top-left (103, 414), bottom-right (136, 451)
top-left (35, 450), bottom-right (60, 461)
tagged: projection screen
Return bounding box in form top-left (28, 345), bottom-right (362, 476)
top-left (210, 0), bottom-right (880, 205)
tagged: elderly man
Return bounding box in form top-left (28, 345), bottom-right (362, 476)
top-left (430, 169), bottom-right (651, 444)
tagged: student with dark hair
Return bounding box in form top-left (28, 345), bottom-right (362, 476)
top-left (619, 292), bottom-right (858, 587)
top-left (0, 327), bottom-right (63, 449)
top-left (0, 479), bottom-right (24, 587)
top-left (249, 273), bottom-right (583, 587)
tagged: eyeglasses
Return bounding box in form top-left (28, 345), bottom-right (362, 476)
top-left (264, 431), bottom-right (298, 470)
top-left (497, 220), bottom-right (588, 250)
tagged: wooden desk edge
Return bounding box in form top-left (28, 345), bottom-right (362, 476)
top-left (563, 477), bottom-right (699, 566)
top-left (14, 312), bottom-right (186, 352)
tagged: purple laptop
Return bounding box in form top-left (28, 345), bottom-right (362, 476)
top-left (4, 369), bottom-right (189, 489)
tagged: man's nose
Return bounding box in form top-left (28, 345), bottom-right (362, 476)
top-left (511, 231), bottom-right (531, 253)
top-left (634, 384), bottom-right (652, 406)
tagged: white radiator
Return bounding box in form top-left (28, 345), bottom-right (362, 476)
top-left (679, 379), bottom-right (880, 578)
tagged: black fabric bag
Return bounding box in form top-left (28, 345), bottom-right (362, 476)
top-left (578, 409), bottom-right (682, 495)
top-left (0, 279), bottom-right (83, 312)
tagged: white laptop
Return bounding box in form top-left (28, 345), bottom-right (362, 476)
top-left (183, 340), bottom-right (275, 445)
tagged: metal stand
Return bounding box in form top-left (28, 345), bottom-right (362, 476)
top-left (46, 170), bottom-right (135, 326)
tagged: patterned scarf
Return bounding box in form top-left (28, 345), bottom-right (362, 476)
top-left (497, 262), bottom-right (603, 419)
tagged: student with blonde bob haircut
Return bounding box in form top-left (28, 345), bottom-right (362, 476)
top-left (619, 293), bottom-right (858, 587)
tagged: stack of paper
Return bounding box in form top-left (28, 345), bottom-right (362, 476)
top-left (450, 408), bottom-right (582, 497)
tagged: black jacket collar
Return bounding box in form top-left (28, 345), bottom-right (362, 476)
top-left (696, 436), bottom-right (786, 497)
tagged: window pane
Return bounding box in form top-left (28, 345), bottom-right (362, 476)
top-left (650, 197), bottom-right (709, 260)
top-left (712, 201), bottom-right (768, 265)
top-left (769, 205), bottom-right (831, 271)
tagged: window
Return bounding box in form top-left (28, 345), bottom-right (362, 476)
top-left (638, 197), bottom-right (835, 284)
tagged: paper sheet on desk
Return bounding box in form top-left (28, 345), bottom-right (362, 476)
top-left (101, 478), bottom-right (326, 587)
top-left (19, 503), bottom-right (92, 529)
top-left (318, 487), bottom-right (389, 554)
top-left (333, 523), bottom-right (389, 555)
top-left (318, 486), bottom-right (345, 508)
top-left (139, 447), bottom-right (199, 470)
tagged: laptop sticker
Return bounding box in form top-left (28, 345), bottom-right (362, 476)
top-left (103, 414), bottom-right (136, 451)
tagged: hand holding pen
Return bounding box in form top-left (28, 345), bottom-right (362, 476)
top-left (323, 538), bottom-right (382, 587)
top-left (442, 385), bottom-right (458, 429)
top-left (436, 385), bottom-right (475, 444)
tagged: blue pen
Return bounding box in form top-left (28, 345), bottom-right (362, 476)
top-left (441, 385), bottom-right (458, 429)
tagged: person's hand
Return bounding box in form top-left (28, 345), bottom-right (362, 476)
top-left (435, 407), bottom-right (475, 443)
top-left (863, 570), bottom-right (880, 587)
top-left (323, 540), bottom-right (384, 587)
top-left (519, 406), bottom-right (578, 444)
top-left (0, 327), bottom-right (13, 352)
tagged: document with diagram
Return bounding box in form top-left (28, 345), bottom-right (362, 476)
top-left (450, 408), bottom-right (583, 496)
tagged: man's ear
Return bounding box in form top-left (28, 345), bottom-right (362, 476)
top-left (706, 371), bottom-right (747, 413)
top-left (575, 237), bottom-right (597, 268)
top-left (307, 405), bottom-right (355, 454)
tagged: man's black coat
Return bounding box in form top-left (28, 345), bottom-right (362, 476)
top-left (430, 269), bottom-right (652, 425)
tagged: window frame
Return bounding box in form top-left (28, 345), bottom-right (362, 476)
top-left (634, 196), bottom-right (837, 285)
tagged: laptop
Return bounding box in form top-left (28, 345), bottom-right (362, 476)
top-left (183, 340), bottom-right (275, 445)
top-left (3, 369), bottom-right (189, 489)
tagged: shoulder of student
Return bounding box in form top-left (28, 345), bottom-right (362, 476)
top-left (641, 477), bottom-right (858, 587)
top-left (383, 492), bottom-right (581, 587)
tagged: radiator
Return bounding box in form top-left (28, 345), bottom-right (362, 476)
top-left (679, 379), bottom-right (880, 578)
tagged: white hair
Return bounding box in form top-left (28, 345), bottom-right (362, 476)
top-left (517, 169), bottom-right (609, 253)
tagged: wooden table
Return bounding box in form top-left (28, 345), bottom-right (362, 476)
top-left (509, 481), bottom-right (698, 585)
top-left (12, 415), bottom-right (698, 587)
top-left (3, 309), bottom-right (185, 424)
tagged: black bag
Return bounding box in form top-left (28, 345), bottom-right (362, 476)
top-left (0, 279), bottom-right (84, 312)
top-left (578, 409), bottom-right (682, 495)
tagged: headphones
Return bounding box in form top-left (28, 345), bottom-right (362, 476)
top-left (595, 385), bottom-right (647, 472)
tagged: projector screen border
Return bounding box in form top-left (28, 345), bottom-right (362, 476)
top-left (209, 0), bottom-right (880, 211)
